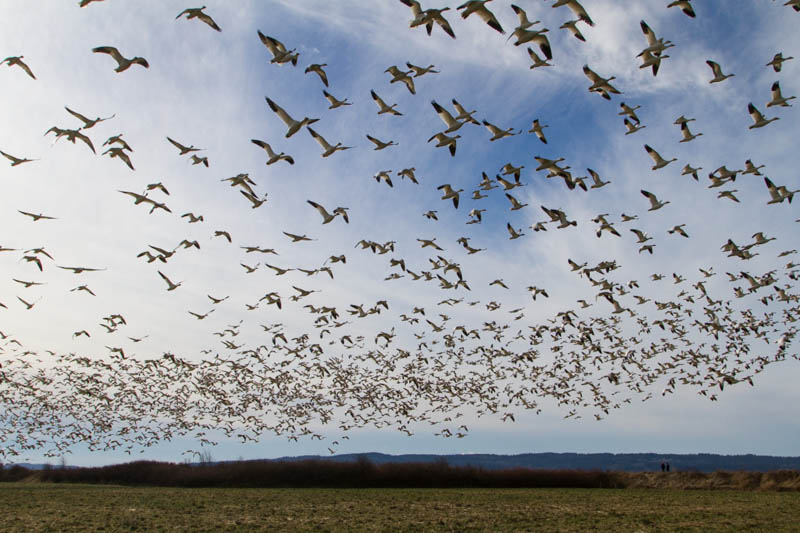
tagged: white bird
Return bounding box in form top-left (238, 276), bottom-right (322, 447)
top-left (507, 223), bottom-right (525, 239)
top-left (526, 47), bottom-right (552, 69)
top-left (322, 90), bottom-right (351, 109)
top-left (431, 100), bottom-right (465, 133)
top-left (307, 200), bottom-right (348, 224)
top-left (308, 127), bottom-right (351, 157)
top-left (438, 184), bottom-right (463, 208)
top-left (742, 159), bottom-right (764, 176)
top-left (92, 46), bottom-right (149, 72)
top-left (667, 0), bottom-right (696, 17)
top-left (157, 270), bottom-right (182, 291)
top-left (265, 97), bottom-right (319, 138)
top-left (250, 139), bottom-right (294, 165)
top-left (551, 0), bottom-right (594, 26)
top-left (257, 32), bottom-right (298, 65)
top-left (766, 81), bottom-right (796, 107)
top-left (451, 99), bottom-right (480, 124)
top-left (529, 119), bottom-right (548, 143)
top-left (706, 60), bottom-right (734, 83)
top-left (766, 52), bottom-right (793, 73)
top-left (370, 90), bottom-right (402, 116)
top-left (505, 193), bottom-right (528, 211)
top-left (366, 134), bottom-right (398, 150)
top-left (427, 132), bottom-right (460, 156)
top-left (747, 102), bottom-right (779, 129)
top-left (176, 6), bottom-right (221, 32)
top-left (619, 102), bottom-right (641, 123)
top-left (559, 19), bottom-right (585, 42)
top-left (385, 65), bottom-right (416, 94)
top-left (406, 62), bottom-right (439, 77)
top-left (304, 63), bottom-right (328, 86)
top-left (457, 0), bottom-right (504, 34)
top-left (679, 121), bottom-right (702, 142)
top-left (641, 189), bottom-right (670, 211)
top-left (681, 164), bottom-right (702, 181)
top-left (583, 65), bottom-right (621, 99)
top-left (644, 144), bottom-right (677, 170)
top-left (624, 118), bottom-right (645, 135)
top-left (483, 120), bottom-right (518, 141)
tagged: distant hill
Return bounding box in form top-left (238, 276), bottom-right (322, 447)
top-left (10, 453), bottom-right (800, 473)
top-left (267, 452), bottom-right (800, 473)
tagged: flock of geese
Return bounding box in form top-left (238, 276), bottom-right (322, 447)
top-left (0, 0), bottom-right (798, 460)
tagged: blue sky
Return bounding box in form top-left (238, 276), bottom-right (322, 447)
top-left (0, 0), bottom-right (798, 465)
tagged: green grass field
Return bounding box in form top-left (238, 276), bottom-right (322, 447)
top-left (2, 483), bottom-right (799, 532)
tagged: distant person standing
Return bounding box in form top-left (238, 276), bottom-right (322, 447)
top-left (666, 462), bottom-right (670, 472)
top-left (660, 462), bottom-right (665, 472)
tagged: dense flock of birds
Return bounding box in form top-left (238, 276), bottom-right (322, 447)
top-left (0, 0), bottom-right (798, 460)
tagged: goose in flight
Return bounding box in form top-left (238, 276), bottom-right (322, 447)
top-left (257, 32), bottom-right (298, 65)
top-left (742, 159), bottom-right (764, 175)
top-left (251, 139), bottom-right (294, 165)
top-left (398, 167), bottom-right (418, 184)
top-left (366, 134), bottom-right (397, 150)
top-left (157, 270), bottom-right (182, 291)
top-left (385, 65), bottom-right (416, 94)
top-left (505, 193), bottom-right (528, 211)
top-left (681, 163), bottom-right (702, 181)
top-left (308, 200), bottom-right (349, 224)
top-left (766, 81), bottom-right (796, 107)
top-left (323, 90), bottom-right (351, 109)
top-left (176, 6), bottom-right (221, 32)
top-left (679, 121), bottom-right (702, 142)
top-left (507, 223), bottom-right (525, 240)
top-left (265, 97), bottom-right (318, 137)
top-left (305, 63), bottom-right (329, 86)
top-left (431, 100), bottom-right (465, 133)
top-left (747, 102), bottom-right (779, 129)
top-left (1, 56), bottom-right (36, 79)
top-left (583, 65), bottom-right (621, 99)
top-left (451, 99), bottom-right (480, 125)
top-left (45, 126), bottom-right (96, 153)
top-left (438, 184), bottom-right (463, 208)
top-left (64, 106), bottom-right (114, 129)
top-left (764, 177), bottom-right (798, 204)
top-left (104, 133), bottom-right (132, 152)
top-left (588, 168), bottom-right (610, 188)
top-left (167, 136), bottom-right (202, 155)
top-left (0, 149), bottom-right (37, 166)
top-left (529, 119), bottom-right (548, 143)
top-left (370, 90), bottom-right (402, 115)
top-left (57, 265), bottom-right (106, 274)
top-left (527, 47), bottom-right (552, 69)
top-left (103, 147), bottom-right (134, 170)
top-left (19, 210), bottom-right (57, 221)
top-left (190, 154), bottom-right (209, 166)
top-left (667, 0), bottom-right (696, 17)
top-left (619, 102), bottom-right (641, 123)
top-left (641, 189), bottom-right (670, 211)
top-left (402, 1), bottom-right (456, 39)
top-left (766, 52), bottom-right (793, 72)
top-left (624, 118), bottom-right (645, 135)
top-left (706, 60), bottom-right (733, 83)
top-left (552, 0), bottom-right (594, 27)
top-left (283, 231), bottom-right (315, 243)
top-left (308, 127), bottom-right (351, 157)
top-left (560, 20), bottom-right (586, 42)
top-left (92, 46), bottom-right (149, 72)
top-left (644, 144), bottom-right (677, 170)
top-left (717, 189), bottom-right (740, 203)
top-left (373, 170), bottom-right (393, 187)
top-left (668, 224), bottom-right (689, 238)
top-left (406, 62), bottom-right (439, 77)
top-left (456, 0), bottom-right (504, 34)
top-left (483, 120), bottom-right (518, 141)
top-left (428, 132), bottom-right (460, 156)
